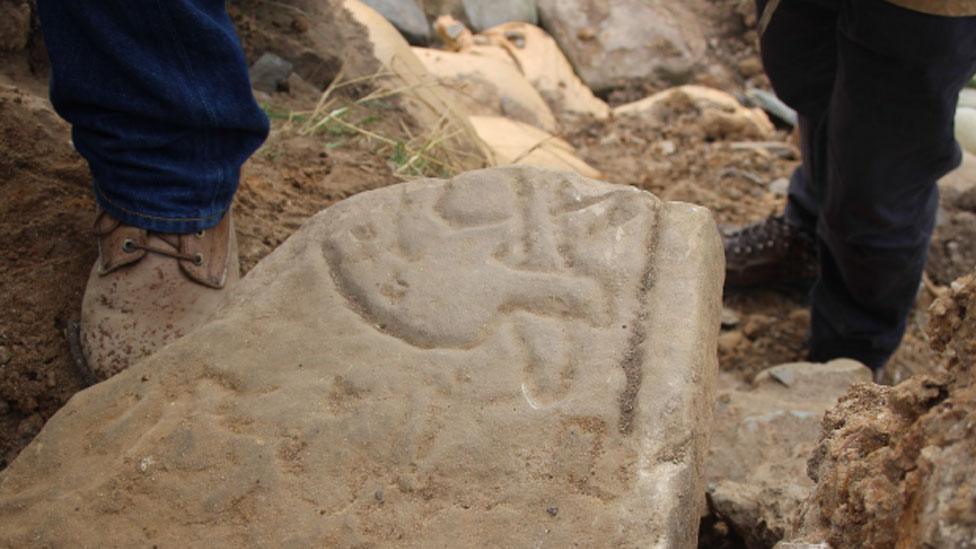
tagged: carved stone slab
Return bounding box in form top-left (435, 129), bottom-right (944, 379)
top-left (0, 166), bottom-right (722, 547)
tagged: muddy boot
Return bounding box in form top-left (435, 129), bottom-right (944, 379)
top-left (79, 210), bottom-right (239, 380)
top-left (722, 214), bottom-right (818, 289)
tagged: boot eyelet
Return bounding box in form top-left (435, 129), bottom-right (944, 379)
top-left (194, 230), bottom-right (205, 239)
top-left (121, 239), bottom-right (136, 253)
top-left (192, 253), bottom-right (205, 266)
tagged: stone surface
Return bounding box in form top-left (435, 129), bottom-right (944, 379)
top-left (956, 106), bottom-right (976, 156)
top-left (0, 166), bottom-right (723, 546)
top-left (786, 273), bottom-right (976, 548)
top-left (361, 0), bottom-right (431, 45)
top-left (537, 0), bottom-right (707, 93)
top-left (469, 115), bottom-right (601, 178)
top-left (343, 0), bottom-right (492, 166)
top-left (463, 0), bottom-right (537, 31)
top-left (412, 47), bottom-right (558, 132)
top-left (482, 22), bottom-right (610, 121)
top-left (707, 360), bottom-right (871, 548)
top-left (615, 85), bottom-right (774, 141)
top-left (249, 52), bottom-right (294, 94)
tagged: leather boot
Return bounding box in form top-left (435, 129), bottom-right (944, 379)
top-left (722, 215), bottom-right (818, 289)
top-left (79, 210), bottom-right (239, 380)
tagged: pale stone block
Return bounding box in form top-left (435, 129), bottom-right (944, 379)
top-left (0, 166), bottom-right (722, 547)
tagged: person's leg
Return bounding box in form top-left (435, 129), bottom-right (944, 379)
top-left (809, 0), bottom-right (976, 369)
top-left (36, 0), bottom-right (268, 233)
top-left (723, 0), bottom-right (837, 288)
top-left (758, 0), bottom-right (839, 235)
top-left (36, 0), bottom-right (269, 379)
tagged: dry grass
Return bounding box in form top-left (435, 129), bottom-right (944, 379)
top-left (266, 68), bottom-right (488, 180)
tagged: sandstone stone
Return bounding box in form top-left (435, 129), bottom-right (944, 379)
top-left (469, 115), bottom-right (601, 178)
top-left (343, 0), bottom-right (492, 165)
top-left (0, 166), bottom-right (723, 547)
top-left (482, 22), bottom-right (610, 121)
top-left (249, 52), bottom-right (294, 94)
top-left (537, 0), bottom-right (707, 93)
top-left (615, 85), bottom-right (774, 140)
top-left (412, 47), bottom-right (558, 132)
top-left (956, 106), bottom-right (976, 156)
top-left (463, 0), bottom-right (537, 31)
top-left (361, 0), bottom-right (431, 45)
top-left (707, 360), bottom-right (871, 548)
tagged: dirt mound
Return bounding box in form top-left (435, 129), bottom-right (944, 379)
top-left (0, 85), bottom-right (93, 467)
top-left (790, 273), bottom-right (976, 547)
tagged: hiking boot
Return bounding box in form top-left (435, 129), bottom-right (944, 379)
top-left (79, 210), bottom-right (239, 380)
top-left (722, 215), bottom-right (818, 288)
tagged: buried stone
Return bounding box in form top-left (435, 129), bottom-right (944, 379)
top-left (0, 166), bottom-right (722, 547)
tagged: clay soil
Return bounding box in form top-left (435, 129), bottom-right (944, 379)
top-left (0, 7), bottom-right (974, 547)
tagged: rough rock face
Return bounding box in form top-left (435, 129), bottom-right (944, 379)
top-left (536, 0), bottom-right (707, 93)
top-left (482, 22), bottom-right (610, 122)
top-left (412, 46), bottom-right (558, 132)
top-left (787, 273), bottom-right (976, 548)
top-left (361, 0), bottom-right (431, 45)
top-left (463, 0), bottom-right (537, 31)
top-left (707, 360), bottom-right (871, 548)
top-left (0, 167), bottom-right (723, 547)
top-left (615, 85), bottom-right (774, 141)
top-left (469, 116), bottom-right (600, 178)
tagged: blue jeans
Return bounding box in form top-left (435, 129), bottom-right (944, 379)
top-left (759, 0), bottom-right (976, 369)
top-left (37, 0), bottom-right (269, 233)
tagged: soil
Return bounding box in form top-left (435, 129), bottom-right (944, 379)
top-left (0, 3), bottom-right (974, 547)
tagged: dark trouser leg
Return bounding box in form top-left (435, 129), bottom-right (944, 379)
top-left (36, 0), bottom-right (269, 233)
top-left (760, 0), bottom-right (976, 370)
top-left (810, 0), bottom-right (976, 369)
top-left (758, 0), bottom-right (839, 233)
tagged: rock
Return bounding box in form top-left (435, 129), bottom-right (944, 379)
top-left (361, 0), bottom-right (431, 45)
top-left (956, 106), bottom-right (976, 156)
top-left (463, 0), bottom-right (537, 32)
top-left (481, 22), bottom-right (609, 121)
top-left (412, 47), bottom-right (558, 132)
top-left (249, 52), bottom-right (294, 94)
top-left (707, 360), bottom-right (871, 548)
top-left (769, 177), bottom-right (789, 196)
top-left (421, 0), bottom-right (466, 22)
top-left (0, 1), bottom-right (30, 51)
top-left (434, 14), bottom-right (475, 50)
top-left (0, 346), bottom-right (10, 366)
top-left (536, 0), bottom-right (707, 93)
top-left (721, 307), bottom-right (740, 329)
top-left (960, 88), bottom-right (976, 110)
top-left (342, 0), bottom-right (491, 167)
top-left (469, 116), bottom-right (600, 178)
top-left (615, 85), bottom-right (774, 140)
top-left (785, 274), bottom-right (976, 548)
top-left (0, 166), bottom-right (723, 546)
top-left (717, 331), bottom-right (744, 354)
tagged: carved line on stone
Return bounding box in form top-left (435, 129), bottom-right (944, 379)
top-left (616, 210), bottom-right (659, 435)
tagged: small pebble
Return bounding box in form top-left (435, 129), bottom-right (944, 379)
top-left (0, 346), bottom-right (10, 365)
top-left (546, 506), bottom-right (558, 517)
top-left (718, 331), bottom-right (744, 353)
top-left (768, 177), bottom-right (789, 196)
top-left (720, 307), bottom-right (740, 329)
